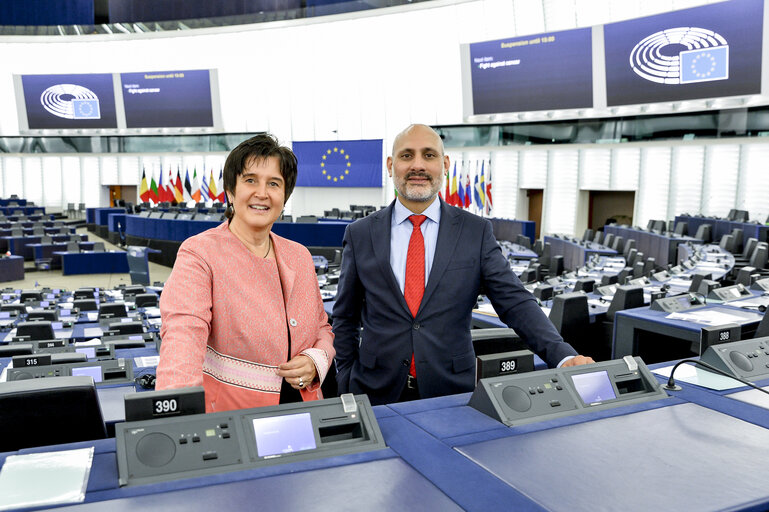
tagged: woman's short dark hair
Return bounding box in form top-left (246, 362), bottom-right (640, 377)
top-left (223, 134), bottom-right (298, 220)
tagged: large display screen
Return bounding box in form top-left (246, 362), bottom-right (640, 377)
top-left (604, 0), bottom-right (763, 106)
top-left (468, 28), bottom-right (593, 115)
top-left (252, 413), bottom-right (317, 457)
top-left (120, 69), bottom-right (214, 128)
top-left (20, 73), bottom-right (118, 129)
top-left (571, 371), bottom-right (617, 405)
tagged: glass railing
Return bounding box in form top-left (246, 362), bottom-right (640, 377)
top-left (0, 0), bottom-right (429, 36)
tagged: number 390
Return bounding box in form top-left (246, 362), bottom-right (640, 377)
top-left (154, 399), bottom-right (178, 414)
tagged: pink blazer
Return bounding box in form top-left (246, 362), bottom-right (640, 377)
top-left (156, 222), bottom-right (335, 412)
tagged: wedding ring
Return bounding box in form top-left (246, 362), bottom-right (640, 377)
top-left (299, 377), bottom-right (304, 388)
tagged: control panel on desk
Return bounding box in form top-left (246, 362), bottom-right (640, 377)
top-left (701, 337), bottom-right (769, 382)
top-left (469, 356), bottom-right (668, 427)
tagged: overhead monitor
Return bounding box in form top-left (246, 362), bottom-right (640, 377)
top-left (120, 69), bottom-right (216, 128)
top-left (18, 73), bottom-right (118, 129)
top-left (462, 27), bottom-right (593, 116)
top-left (604, 0), bottom-right (763, 106)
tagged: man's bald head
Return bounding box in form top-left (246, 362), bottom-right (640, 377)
top-left (391, 124), bottom-right (445, 157)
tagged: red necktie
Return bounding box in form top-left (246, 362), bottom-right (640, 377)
top-left (405, 215), bottom-right (427, 378)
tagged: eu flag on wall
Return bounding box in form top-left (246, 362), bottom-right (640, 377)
top-left (293, 139), bottom-right (382, 188)
top-left (680, 46), bottom-right (729, 84)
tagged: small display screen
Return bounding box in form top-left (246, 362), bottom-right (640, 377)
top-left (252, 413), bottom-right (316, 457)
top-left (572, 371), bottom-right (616, 405)
top-left (0, 312), bottom-right (9, 319)
top-left (71, 366), bottom-right (102, 383)
top-left (75, 347), bottom-right (96, 359)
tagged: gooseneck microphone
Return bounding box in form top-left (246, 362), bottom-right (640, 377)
top-left (664, 359), bottom-right (769, 395)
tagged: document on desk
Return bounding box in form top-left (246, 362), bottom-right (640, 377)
top-left (732, 296), bottom-right (769, 309)
top-left (134, 356), bottom-right (160, 368)
top-left (82, 327), bottom-right (104, 338)
top-left (0, 447), bottom-right (93, 511)
top-left (666, 310), bottom-right (749, 325)
top-left (143, 306), bottom-right (161, 318)
top-left (652, 364), bottom-right (742, 391)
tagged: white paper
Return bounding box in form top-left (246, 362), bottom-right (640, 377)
top-left (134, 356), bottom-right (160, 367)
top-left (652, 364), bottom-right (744, 391)
top-left (82, 327), bottom-right (104, 338)
top-left (86, 312), bottom-right (98, 321)
top-left (666, 310), bottom-right (748, 325)
top-left (142, 307), bottom-right (161, 318)
top-left (0, 447), bottom-right (93, 510)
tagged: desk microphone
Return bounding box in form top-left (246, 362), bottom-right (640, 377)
top-left (740, 304), bottom-right (767, 313)
top-left (664, 359), bottom-right (769, 394)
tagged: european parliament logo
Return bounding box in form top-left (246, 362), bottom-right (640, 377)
top-left (40, 83), bottom-right (102, 120)
top-left (293, 140), bottom-right (382, 188)
top-left (629, 27), bottom-right (729, 85)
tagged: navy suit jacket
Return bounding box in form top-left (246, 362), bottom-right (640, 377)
top-left (332, 199), bottom-right (577, 405)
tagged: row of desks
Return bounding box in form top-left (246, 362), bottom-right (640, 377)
top-left (2, 356), bottom-right (769, 511)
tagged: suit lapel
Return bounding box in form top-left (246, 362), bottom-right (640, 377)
top-left (419, 200), bottom-right (462, 314)
top-left (370, 202), bottom-right (411, 316)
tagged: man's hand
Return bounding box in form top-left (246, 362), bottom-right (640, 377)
top-left (561, 355), bottom-right (595, 367)
top-left (278, 355), bottom-right (317, 390)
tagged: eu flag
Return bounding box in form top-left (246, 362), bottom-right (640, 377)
top-left (72, 99), bottom-right (101, 119)
top-left (293, 139), bottom-right (382, 188)
top-left (680, 46), bottom-right (729, 84)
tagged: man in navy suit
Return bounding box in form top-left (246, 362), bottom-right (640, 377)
top-left (332, 124), bottom-right (593, 405)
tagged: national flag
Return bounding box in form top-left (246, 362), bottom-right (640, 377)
top-left (464, 169), bottom-right (472, 208)
top-left (457, 166), bottom-right (465, 208)
top-left (207, 170), bottom-right (217, 201)
top-left (479, 161), bottom-right (486, 208)
top-left (473, 174), bottom-right (482, 210)
top-left (216, 169), bottom-right (225, 203)
top-left (485, 163), bottom-right (493, 214)
top-left (149, 171), bottom-right (159, 204)
top-left (174, 168), bottom-right (184, 203)
top-left (183, 169), bottom-right (193, 202)
top-left (167, 167), bottom-right (176, 203)
top-left (450, 162), bottom-right (459, 207)
top-left (293, 139), bottom-right (382, 187)
top-left (201, 169), bottom-right (210, 200)
top-left (139, 168), bottom-right (150, 203)
top-left (157, 165), bottom-right (166, 203)
top-left (191, 168), bottom-right (202, 202)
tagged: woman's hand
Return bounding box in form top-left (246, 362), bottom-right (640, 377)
top-left (278, 355), bottom-right (317, 390)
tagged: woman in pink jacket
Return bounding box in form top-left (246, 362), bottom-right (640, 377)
top-left (156, 134), bottom-right (335, 412)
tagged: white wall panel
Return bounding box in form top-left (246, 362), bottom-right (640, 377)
top-left (61, 156), bottom-right (82, 206)
top-left (489, 150), bottom-right (519, 219)
top-left (543, 0), bottom-right (577, 32)
top-left (41, 156), bottom-right (63, 208)
top-left (543, 149), bottom-right (579, 235)
top-left (635, 147), bottom-right (671, 229)
top-left (119, 156), bottom-right (140, 187)
top-left (2, 158), bottom-right (23, 199)
top-left (519, 150), bottom-right (548, 189)
top-left (22, 157), bottom-right (43, 206)
top-left (611, 147), bottom-right (640, 190)
top-left (702, 144), bottom-right (739, 217)
top-left (579, 148), bottom-right (611, 190)
top-left (514, 0), bottom-right (546, 35)
top-left (737, 144), bottom-right (769, 223)
top-left (99, 156), bottom-right (119, 185)
top-left (82, 157), bottom-right (101, 208)
top-left (668, 146), bottom-right (704, 219)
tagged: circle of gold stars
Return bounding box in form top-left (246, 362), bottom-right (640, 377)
top-left (690, 52), bottom-right (716, 79)
top-left (321, 147), bottom-right (351, 182)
